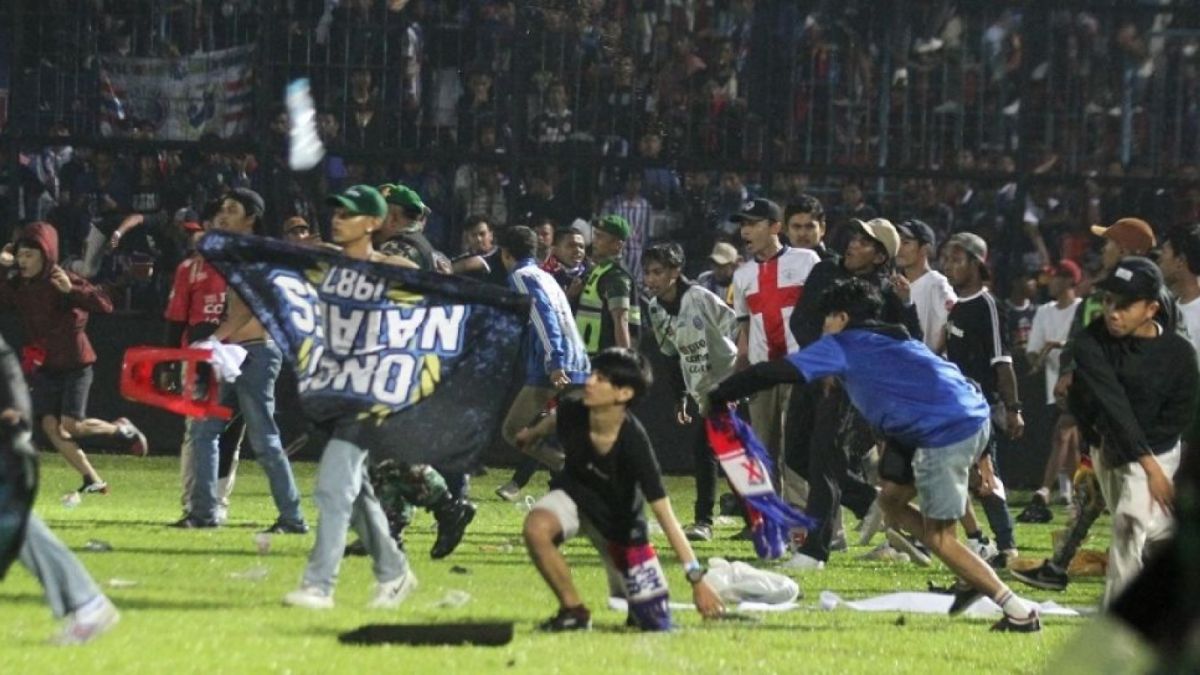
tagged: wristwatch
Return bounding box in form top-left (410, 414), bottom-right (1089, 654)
top-left (685, 561), bottom-right (707, 585)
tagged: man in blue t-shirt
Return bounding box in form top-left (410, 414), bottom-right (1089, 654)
top-left (709, 278), bottom-right (1042, 632)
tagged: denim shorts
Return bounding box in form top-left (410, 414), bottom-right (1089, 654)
top-left (912, 422), bottom-right (991, 521)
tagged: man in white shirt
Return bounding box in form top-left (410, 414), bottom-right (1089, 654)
top-left (1158, 224), bottom-right (1200, 457)
top-left (730, 199), bottom-right (820, 486)
top-left (1017, 261), bottom-right (1082, 523)
top-left (893, 219), bottom-right (955, 354)
top-left (1159, 224), bottom-right (1200, 353)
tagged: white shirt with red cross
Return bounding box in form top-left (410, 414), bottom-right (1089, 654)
top-left (732, 246), bottom-right (820, 363)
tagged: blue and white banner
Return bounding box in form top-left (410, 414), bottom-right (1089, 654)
top-left (99, 45), bottom-right (255, 139)
top-left (197, 232), bottom-right (529, 471)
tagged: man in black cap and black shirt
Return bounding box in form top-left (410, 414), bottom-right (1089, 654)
top-left (942, 232), bottom-right (1022, 568)
top-left (1019, 257), bottom-right (1197, 606)
top-left (781, 217), bottom-right (921, 568)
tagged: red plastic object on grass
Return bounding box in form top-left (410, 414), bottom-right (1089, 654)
top-left (120, 346), bottom-right (233, 420)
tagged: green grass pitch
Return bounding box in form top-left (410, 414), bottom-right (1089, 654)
top-left (1, 455), bottom-right (1105, 674)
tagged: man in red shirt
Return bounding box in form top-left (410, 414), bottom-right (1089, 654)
top-left (163, 214), bottom-right (242, 522)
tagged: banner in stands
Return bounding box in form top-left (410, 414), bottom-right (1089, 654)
top-left (99, 45), bottom-right (254, 139)
top-left (197, 231), bottom-right (529, 471)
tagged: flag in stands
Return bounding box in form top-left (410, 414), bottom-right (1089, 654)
top-left (99, 45), bottom-right (255, 139)
top-left (197, 231), bottom-right (529, 472)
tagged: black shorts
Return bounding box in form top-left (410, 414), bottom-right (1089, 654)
top-left (879, 439), bottom-right (916, 486)
top-left (31, 365), bottom-right (94, 420)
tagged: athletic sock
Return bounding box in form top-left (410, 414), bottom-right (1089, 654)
top-left (1057, 472), bottom-right (1072, 501)
top-left (73, 594), bottom-right (109, 621)
top-left (993, 586), bottom-right (1033, 619)
top-left (1034, 487), bottom-right (1050, 503)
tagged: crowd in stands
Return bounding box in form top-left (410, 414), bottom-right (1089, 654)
top-left (4, 1), bottom-right (1200, 312)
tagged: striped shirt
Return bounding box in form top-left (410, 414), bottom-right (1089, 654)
top-left (509, 258), bottom-right (590, 387)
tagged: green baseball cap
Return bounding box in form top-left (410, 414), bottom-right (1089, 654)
top-left (595, 214), bottom-right (631, 241)
top-left (327, 184), bottom-right (387, 218)
top-left (378, 183), bottom-right (428, 214)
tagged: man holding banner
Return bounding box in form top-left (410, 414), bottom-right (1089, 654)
top-left (284, 186), bottom-right (419, 609)
top-left (195, 181), bottom-right (529, 609)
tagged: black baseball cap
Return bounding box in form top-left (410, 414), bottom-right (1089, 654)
top-left (1097, 256), bottom-right (1164, 301)
top-left (730, 198), bottom-right (783, 224)
top-left (896, 219), bottom-right (936, 248)
top-left (226, 188), bottom-right (265, 219)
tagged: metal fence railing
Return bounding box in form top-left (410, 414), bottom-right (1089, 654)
top-left (4, 1), bottom-right (1200, 310)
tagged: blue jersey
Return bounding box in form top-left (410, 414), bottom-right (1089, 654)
top-left (785, 328), bottom-right (990, 449)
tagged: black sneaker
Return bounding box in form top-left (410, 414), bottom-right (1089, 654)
top-left (991, 609), bottom-right (1042, 633)
top-left (987, 550), bottom-right (1012, 570)
top-left (80, 480), bottom-right (110, 495)
top-left (1011, 560), bottom-right (1069, 592)
top-left (171, 516), bottom-right (218, 529)
top-left (431, 499), bottom-right (476, 559)
top-left (683, 522), bottom-right (713, 542)
top-left (344, 539), bottom-right (368, 557)
top-left (928, 579), bottom-right (984, 616)
top-left (261, 519), bottom-right (310, 535)
top-left (539, 606), bottom-right (592, 632)
top-left (1016, 495), bottom-right (1053, 524)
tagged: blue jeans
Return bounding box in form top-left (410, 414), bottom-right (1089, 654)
top-left (190, 341), bottom-right (304, 525)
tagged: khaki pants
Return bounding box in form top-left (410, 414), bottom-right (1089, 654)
top-left (1094, 444), bottom-right (1180, 607)
top-left (502, 385), bottom-right (557, 446)
top-left (748, 383), bottom-right (808, 505)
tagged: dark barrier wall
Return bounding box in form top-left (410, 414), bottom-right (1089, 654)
top-left (0, 314), bottom-right (1053, 487)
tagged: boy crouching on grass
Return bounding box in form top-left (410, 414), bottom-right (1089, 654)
top-left (709, 278), bottom-right (1042, 632)
top-left (520, 347), bottom-right (724, 631)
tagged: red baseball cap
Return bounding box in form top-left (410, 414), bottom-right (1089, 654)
top-left (1052, 259), bottom-right (1082, 284)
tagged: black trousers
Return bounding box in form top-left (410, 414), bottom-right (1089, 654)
top-left (785, 380), bottom-right (877, 562)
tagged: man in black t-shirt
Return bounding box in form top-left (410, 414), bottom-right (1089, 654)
top-left (520, 348), bottom-right (723, 631)
top-left (451, 215), bottom-right (508, 286)
top-left (943, 233), bottom-right (1024, 568)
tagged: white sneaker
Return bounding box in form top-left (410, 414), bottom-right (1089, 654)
top-left (283, 586), bottom-right (334, 610)
top-left (967, 536), bottom-right (999, 561)
top-left (51, 596), bottom-right (120, 645)
top-left (367, 568), bottom-right (418, 609)
top-left (858, 501), bottom-right (884, 546)
top-left (779, 552), bottom-right (825, 570)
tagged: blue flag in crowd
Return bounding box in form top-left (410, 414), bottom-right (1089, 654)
top-left (198, 231), bottom-right (529, 472)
